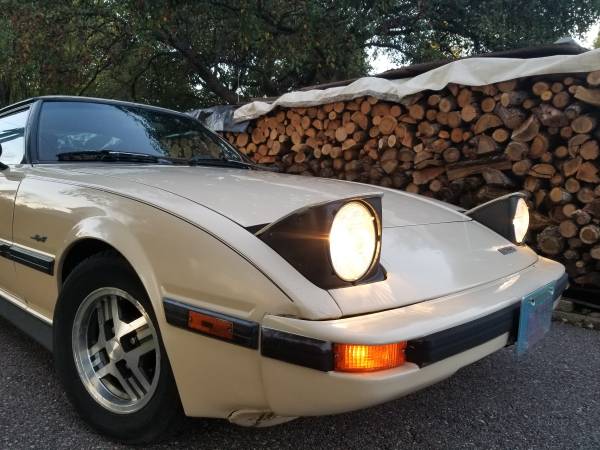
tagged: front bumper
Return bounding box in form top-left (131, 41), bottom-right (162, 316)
top-left (259, 256), bottom-right (566, 417)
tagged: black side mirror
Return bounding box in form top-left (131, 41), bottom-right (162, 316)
top-left (0, 144), bottom-right (7, 170)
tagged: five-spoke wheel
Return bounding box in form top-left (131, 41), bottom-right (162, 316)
top-left (54, 252), bottom-right (180, 443)
top-left (72, 288), bottom-right (160, 414)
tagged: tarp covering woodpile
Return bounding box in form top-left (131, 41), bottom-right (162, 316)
top-left (220, 44), bottom-right (600, 290)
top-left (234, 46), bottom-right (599, 122)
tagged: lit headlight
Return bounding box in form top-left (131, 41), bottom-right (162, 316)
top-left (256, 196), bottom-right (385, 289)
top-left (329, 201), bottom-right (379, 282)
top-left (513, 198), bottom-right (529, 244)
top-left (467, 193), bottom-right (529, 245)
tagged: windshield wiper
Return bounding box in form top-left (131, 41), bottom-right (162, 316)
top-left (187, 155), bottom-right (279, 172)
top-left (56, 150), bottom-right (279, 171)
top-left (56, 150), bottom-right (171, 164)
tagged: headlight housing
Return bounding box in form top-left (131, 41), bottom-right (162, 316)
top-left (467, 193), bottom-right (529, 244)
top-left (255, 197), bottom-right (384, 289)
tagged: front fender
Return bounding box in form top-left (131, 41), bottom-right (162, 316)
top-left (13, 176), bottom-right (305, 417)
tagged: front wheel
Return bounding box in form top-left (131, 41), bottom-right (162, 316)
top-left (53, 252), bottom-right (181, 443)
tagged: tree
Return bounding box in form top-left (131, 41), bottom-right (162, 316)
top-left (120, 1), bottom-right (375, 103)
top-left (595, 30), bottom-right (600, 48)
top-left (1, 0), bottom-right (600, 109)
top-left (370, 0), bottom-right (600, 64)
top-left (104, 0), bottom-right (600, 101)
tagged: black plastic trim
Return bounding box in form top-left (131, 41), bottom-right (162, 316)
top-left (0, 293), bottom-right (52, 351)
top-left (0, 243), bottom-right (55, 275)
top-left (554, 272), bottom-right (569, 300)
top-left (406, 303), bottom-right (521, 367)
top-left (245, 223), bottom-right (269, 235)
top-left (8, 246), bottom-right (55, 275)
top-left (406, 274), bottom-right (569, 367)
top-left (261, 328), bottom-right (334, 372)
top-left (163, 299), bottom-right (259, 349)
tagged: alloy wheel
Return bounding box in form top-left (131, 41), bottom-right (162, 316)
top-left (71, 287), bottom-right (160, 414)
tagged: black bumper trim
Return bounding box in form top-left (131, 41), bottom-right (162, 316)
top-left (554, 272), bottom-right (569, 300)
top-left (406, 274), bottom-right (569, 367)
top-left (405, 303), bottom-right (520, 367)
top-left (261, 328), bottom-right (333, 372)
top-left (163, 299), bottom-right (259, 349)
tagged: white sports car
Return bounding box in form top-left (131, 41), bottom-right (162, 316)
top-left (0, 96), bottom-right (567, 443)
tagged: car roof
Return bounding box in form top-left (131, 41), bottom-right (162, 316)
top-left (0, 95), bottom-right (189, 118)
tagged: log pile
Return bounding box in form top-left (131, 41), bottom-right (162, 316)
top-left (223, 70), bottom-right (600, 288)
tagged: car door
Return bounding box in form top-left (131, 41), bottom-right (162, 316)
top-left (0, 107), bottom-right (30, 298)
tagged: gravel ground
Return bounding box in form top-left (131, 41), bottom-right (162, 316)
top-left (1, 319), bottom-right (599, 450)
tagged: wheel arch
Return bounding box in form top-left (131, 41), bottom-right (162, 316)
top-left (55, 217), bottom-right (163, 322)
top-left (59, 238), bottom-right (124, 285)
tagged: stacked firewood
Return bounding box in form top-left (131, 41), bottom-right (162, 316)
top-left (223, 71), bottom-right (600, 287)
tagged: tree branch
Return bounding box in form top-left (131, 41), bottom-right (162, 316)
top-left (155, 28), bottom-right (240, 103)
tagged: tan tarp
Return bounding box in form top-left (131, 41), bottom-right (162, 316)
top-left (234, 49), bottom-right (600, 122)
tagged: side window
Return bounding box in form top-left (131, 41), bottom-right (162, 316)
top-left (0, 109), bottom-right (29, 165)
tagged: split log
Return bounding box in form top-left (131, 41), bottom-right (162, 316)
top-left (574, 86), bottom-right (600, 107)
top-left (474, 113), bottom-right (502, 134)
top-left (587, 70), bottom-right (600, 87)
top-left (511, 116), bottom-right (539, 142)
top-left (559, 220), bottom-right (578, 238)
top-left (446, 156), bottom-right (511, 181)
top-left (413, 166), bottom-right (445, 185)
top-left (537, 226), bottom-right (564, 255)
top-left (549, 187), bottom-right (572, 204)
top-left (571, 115), bottom-right (597, 134)
top-left (580, 224), bottom-right (600, 245)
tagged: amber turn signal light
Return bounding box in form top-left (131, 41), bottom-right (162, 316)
top-left (333, 342), bottom-right (407, 373)
top-left (188, 310), bottom-right (234, 340)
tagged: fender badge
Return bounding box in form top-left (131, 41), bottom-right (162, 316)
top-left (498, 245), bottom-right (516, 255)
top-left (31, 234), bottom-right (48, 243)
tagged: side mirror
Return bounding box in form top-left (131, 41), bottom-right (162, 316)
top-left (0, 144), bottom-right (7, 170)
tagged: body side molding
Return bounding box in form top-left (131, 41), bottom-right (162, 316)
top-left (0, 240), bottom-right (55, 275)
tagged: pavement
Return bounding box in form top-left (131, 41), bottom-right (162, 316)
top-left (1, 319), bottom-right (599, 450)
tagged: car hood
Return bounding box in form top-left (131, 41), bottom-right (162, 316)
top-left (62, 165), bottom-right (469, 228)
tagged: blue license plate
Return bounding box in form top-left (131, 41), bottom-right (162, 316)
top-left (516, 283), bottom-right (555, 356)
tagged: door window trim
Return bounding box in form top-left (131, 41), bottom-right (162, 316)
top-left (0, 102), bottom-right (35, 166)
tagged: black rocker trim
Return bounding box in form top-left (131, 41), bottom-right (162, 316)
top-left (0, 292), bottom-right (53, 351)
top-left (0, 242), bottom-right (55, 275)
top-left (163, 298), bottom-right (259, 349)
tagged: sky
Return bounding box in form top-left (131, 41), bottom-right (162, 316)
top-left (368, 21), bottom-right (600, 74)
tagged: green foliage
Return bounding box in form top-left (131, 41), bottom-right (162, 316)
top-left (595, 31), bottom-right (600, 48)
top-left (370, 0), bottom-right (600, 63)
top-left (1, 0), bottom-right (599, 109)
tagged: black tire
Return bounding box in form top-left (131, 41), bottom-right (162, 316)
top-left (53, 251), bottom-right (181, 444)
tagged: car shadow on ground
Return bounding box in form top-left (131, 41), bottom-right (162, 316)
top-left (0, 318), bottom-right (598, 450)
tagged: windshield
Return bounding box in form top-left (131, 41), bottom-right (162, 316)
top-left (37, 101), bottom-right (244, 163)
